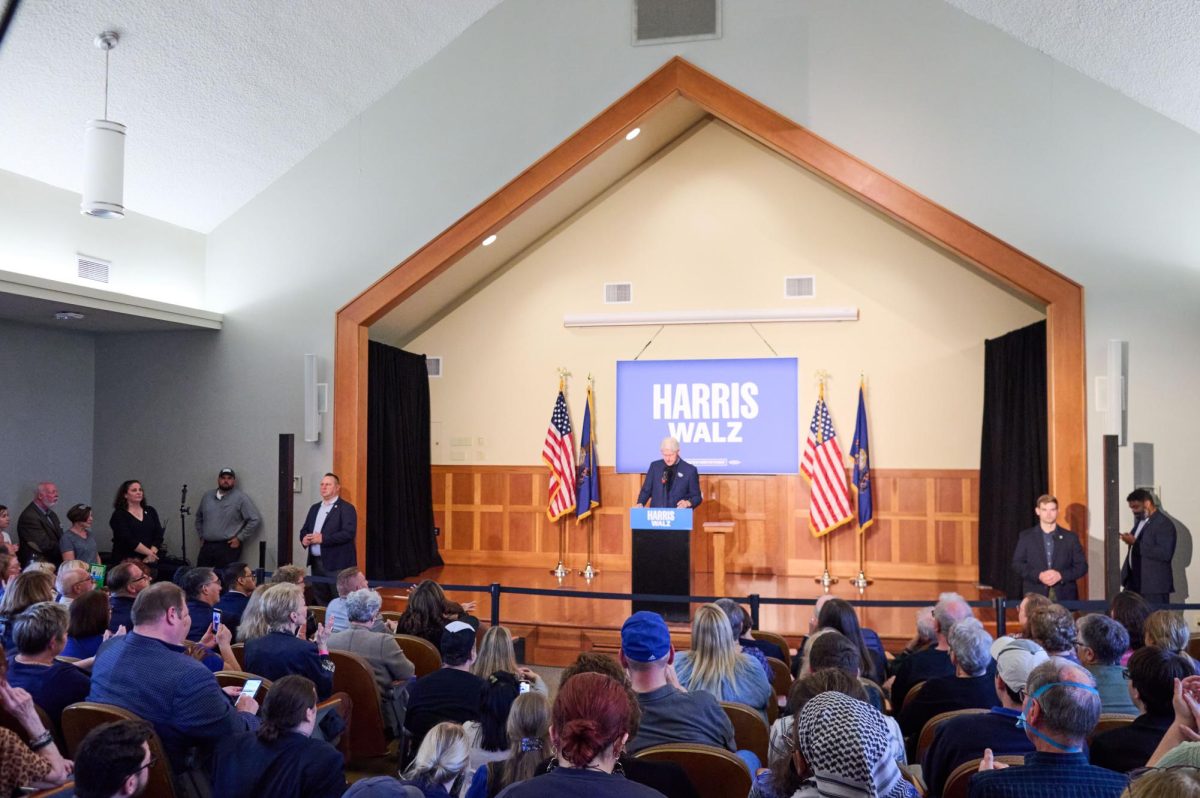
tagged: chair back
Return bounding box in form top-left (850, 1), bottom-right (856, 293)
top-left (329, 649), bottom-right (390, 759)
top-left (635, 742), bottom-right (750, 798)
top-left (229, 642), bottom-right (246, 668)
top-left (61, 702), bottom-right (177, 798)
top-left (766, 656), bottom-right (792, 702)
top-left (751, 630), bottom-right (791, 669)
top-left (308, 605), bottom-right (327, 625)
top-left (901, 679), bottom-right (927, 713)
top-left (1088, 712), bottom-right (1136, 744)
top-left (0, 702), bottom-right (55, 744)
top-left (916, 708), bottom-right (987, 765)
top-left (27, 784), bottom-right (74, 797)
top-left (942, 755), bottom-right (1024, 798)
top-left (719, 701), bottom-right (769, 765)
top-left (214, 670), bottom-right (273, 701)
top-left (381, 610), bottom-right (403, 625)
top-left (394, 634), bottom-right (441, 678)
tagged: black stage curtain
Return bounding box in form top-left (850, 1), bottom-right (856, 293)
top-left (978, 321), bottom-right (1048, 598)
top-left (367, 341), bottom-right (442, 579)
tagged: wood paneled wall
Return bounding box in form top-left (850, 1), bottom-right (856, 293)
top-left (432, 466), bottom-right (979, 582)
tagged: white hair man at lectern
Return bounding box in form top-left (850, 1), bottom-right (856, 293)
top-left (636, 437), bottom-right (702, 510)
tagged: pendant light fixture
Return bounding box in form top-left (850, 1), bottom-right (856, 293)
top-left (81, 30), bottom-right (125, 218)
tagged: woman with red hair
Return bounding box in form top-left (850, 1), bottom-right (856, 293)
top-left (497, 672), bottom-right (665, 797)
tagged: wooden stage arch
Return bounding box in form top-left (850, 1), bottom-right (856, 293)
top-left (334, 58), bottom-right (1088, 593)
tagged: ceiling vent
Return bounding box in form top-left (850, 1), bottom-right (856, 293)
top-left (77, 253), bottom-right (110, 283)
top-left (633, 0), bottom-right (721, 45)
top-left (604, 282), bottom-right (633, 304)
top-left (784, 275), bottom-right (815, 298)
top-left (426, 356), bottom-right (443, 378)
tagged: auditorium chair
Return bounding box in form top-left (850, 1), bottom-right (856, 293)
top-left (61, 702), bottom-right (177, 797)
top-left (329, 649), bottom-right (392, 764)
top-left (900, 680), bottom-right (927, 713)
top-left (751, 629), bottom-right (792, 669)
top-left (27, 784), bottom-right (74, 797)
top-left (381, 610), bottom-right (403, 626)
top-left (720, 701), bottom-right (769, 765)
top-left (942, 755), bottom-right (1025, 798)
top-left (915, 707), bottom-right (987, 765)
top-left (229, 642), bottom-right (246, 668)
top-left (215, 670), bottom-right (273, 701)
top-left (394, 634), bottom-right (441, 678)
top-left (1087, 713), bottom-right (1136, 745)
top-left (0, 701), bottom-right (58, 748)
top-left (766, 656), bottom-right (791, 707)
top-left (634, 742), bottom-right (751, 798)
top-left (308, 605), bottom-right (326, 625)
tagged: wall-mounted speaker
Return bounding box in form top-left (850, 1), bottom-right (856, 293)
top-left (304, 354), bottom-right (328, 443)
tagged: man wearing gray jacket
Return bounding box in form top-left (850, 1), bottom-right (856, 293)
top-left (195, 468), bottom-right (262, 568)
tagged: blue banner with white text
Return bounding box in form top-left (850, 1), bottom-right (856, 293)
top-left (616, 357), bottom-right (799, 474)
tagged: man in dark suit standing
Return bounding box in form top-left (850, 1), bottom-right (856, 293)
top-left (300, 472), bottom-right (357, 605)
top-left (17, 481), bottom-right (63, 566)
top-left (1121, 488), bottom-right (1176, 605)
top-left (636, 437), bottom-right (702, 509)
top-left (1011, 494), bottom-right (1087, 601)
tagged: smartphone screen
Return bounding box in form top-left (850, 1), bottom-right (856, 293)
top-left (240, 679), bottom-right (263, 700)
top-left (518, 680), bottom-right (532, 694)
top-left (212, 609), bottom-right (222, 634)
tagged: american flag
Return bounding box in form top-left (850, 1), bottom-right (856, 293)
top-left (542, 387), bottom-right (577, 521)
top-left (800, 391), bottom-right (853, 537)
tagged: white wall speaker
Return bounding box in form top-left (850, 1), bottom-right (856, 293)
top-left (1105, 339), bottom-right (1127, 445)
top-left (304, 353), bottom-right (327, 443)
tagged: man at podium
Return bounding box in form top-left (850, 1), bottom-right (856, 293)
top-left (637, 437), bottom-right (702, 509)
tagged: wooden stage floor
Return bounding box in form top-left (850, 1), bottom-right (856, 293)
top-left (379, 564), bottom-right (1005, 666)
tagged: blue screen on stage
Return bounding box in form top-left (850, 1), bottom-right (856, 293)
top-left (615, 357), bottom-right (799, 475)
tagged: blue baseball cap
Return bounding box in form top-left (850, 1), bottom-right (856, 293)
top-left (621, 611), bottom-right (672, 662)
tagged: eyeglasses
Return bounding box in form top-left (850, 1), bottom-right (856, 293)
top-left (129, 754), bottom-right (158, 776)
top-left (1129, 764), bottom-right (1200, 781)
top-left (132, 573), bottom-right (150, 583)
top-left (1122, 668), bottom-right (1131, 680)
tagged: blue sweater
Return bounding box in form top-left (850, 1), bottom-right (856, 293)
top-left (673, 650), bottom-right (774, 721)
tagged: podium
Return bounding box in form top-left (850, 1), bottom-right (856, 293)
top-left (630, 507), bottom-right (692, 622)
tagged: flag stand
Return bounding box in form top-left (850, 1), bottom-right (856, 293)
top-left (578, 516), bottom-right (599, 580)
top-left (550, 519), bottom-right (569, 578)
top-left (850, 528), bottom-right (872, 592)
top-left (813, 535), bottom-right (838, 590)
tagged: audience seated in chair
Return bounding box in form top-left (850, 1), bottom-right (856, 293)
top-left (899, 617), bottom-right (997, 756)
top-left (4, 601), bottom-right (91, 731)
top-left (0, 569), bottom-right (55, 650)
top-left (1144, 610), bottom-right (1199, 670)
top-left (674, 603), bottom-right (773, 723)
top-left (72, 718), bottom-right (154, 798)
top-left (180, 567), bottom-right (224, 643)
top-left (405, 621), bottom-right (485, 746)
top-left (713, 598), bottom-right (772, 681)
top-left (397, 580), bottom-right (479, 650)
top-left (889, 592), bottom-right (973, 711)
top-left (1075, 613), bottom-right (1139, 715)
top-left (55, 560), bottom-right (93, 607)
top-left (804, 629), bottom-right (887, 715)
top-left (213, 561), bottom-right (257, 642)
top-left (922, 636), bottom-right (1045, 797)
top-left (399, 721), bottom-right (472, 798)
top-left (87, 581), bottom-right (260, 782)
top-left (619, 611), bottom-right (735, 755)
top-left (969, 659), bottom-right (1128, 798)
top-left (1017, 592), bottom-right (1052, 638)
top-left (211, 674), bottom-right (346, 798)
top-left (64, 589), bottom-right (119, 661)
top-left (1028, 604), bottom-right (1082, 664)
top-left (888, 606), bottom-right (937, 679)
top-left (1089, 645), bottom-right (1195, 773)
top-left (327, 587), bottom-right (414, 736)
top-left (1110, 591), bottom-right (1151, 667)
top-left (244, 582), bottom-right (335, 700)
top-left (0, 642), bottom-right (71, 795)
top-left (472, 626), bottom-right (547, 695)
top-left (235, 584), bottom-right (269, 643)
top-left (465, 690), bottom-right (552, 798)
top-left (464, 670), bottom-right (520, 778)
top-left (497, 672), bottom-right (665, 798)
top-left (325, 567), bottom-right (368, 634)
top-left (105, 562), bottom-right (149, 634)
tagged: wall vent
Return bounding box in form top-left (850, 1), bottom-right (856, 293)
top-left (77, 253), bottom-right (110, 283)
top-left (784, 275), bottom-right (815, 298)
top-left (426, 356), bottom-right (443, 378)
top-left (633, 0), bottom-right (720, 45)
top-left (604, 282), bottom-right (633, 304)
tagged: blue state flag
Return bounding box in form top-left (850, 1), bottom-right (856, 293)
top-left (850, 382), bottom-right (874, 532)
top-left (576, 384), bottom-right (600, 520)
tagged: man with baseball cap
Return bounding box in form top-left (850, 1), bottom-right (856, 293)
top-left (922, 636), bottom-right (1046, 796)
top-left (619, 610), bottom-right (735, 753)
top-left (404, 621), bottom-right (483, 746)
top-left (195, 468), bottom-right (262, 568)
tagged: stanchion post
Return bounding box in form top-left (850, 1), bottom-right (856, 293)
top-left (749, 594), bottom-right (761, 631)
top-left (258, 541), bottom-right (267, 571)
top-left (490, 583), bottom-right (502, 627)
top-left (995, 597), bottom-right (1007, 638)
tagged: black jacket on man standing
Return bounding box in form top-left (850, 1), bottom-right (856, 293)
top-left (1011, 525), bottom-right (1087, 600)
top-left (1122, 511), bottom-right (1176, 598)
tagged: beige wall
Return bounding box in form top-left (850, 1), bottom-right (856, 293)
top-left (397, 121), bottom-right (1043, 469)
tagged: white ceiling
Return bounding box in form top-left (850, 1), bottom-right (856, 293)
top-left (946, 0), bottom-right (1200, 136)
top-left (0, 0), bottom-right (502, 233)
top-left (1, 1), bottom-right (1199, 237)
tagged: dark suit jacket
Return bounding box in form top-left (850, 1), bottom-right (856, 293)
top-left (300, 498), bottom-right (357, 572)
top-left (637, 459), bottom-right (702, 508)
top-left (16, 501), bottom-right (62, 566)
top-left (1089, 711), bottom-right (1174, 773)
top-left (1011, 525), bottom-right (1087, 600)
top-left (1122, 511), bottom-right (1177, 595)
top-left (212, 730), bottom-right (345, 798)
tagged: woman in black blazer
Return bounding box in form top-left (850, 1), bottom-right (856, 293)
top-left (108, 480), bottom-right (164, 565)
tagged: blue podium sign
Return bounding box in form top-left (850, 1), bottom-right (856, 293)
top-left (630, 507), bottom-right (693, 532)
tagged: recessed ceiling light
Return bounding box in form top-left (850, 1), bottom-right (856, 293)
top-left (625, 128), bottom-right (641, 141)
top-left (55, 311), bottom-right (85, 321)
top-left (482, 235), bottom-right (497, 247)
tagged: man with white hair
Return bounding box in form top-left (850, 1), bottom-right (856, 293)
top-left (923, 635), bottom-right (1045, 796)
top-left (636, 437), bottom-right (702, 509)
top-left (17, 482), bottom-right (63, 566)
top-left (899, 617), bottom-right (996, 755)
top-left (890, 591), bottom-right (974, 710)
top-left (327, 587), bottom-right (414, 735)
top-left (56, 559), bottom-right (93, 605)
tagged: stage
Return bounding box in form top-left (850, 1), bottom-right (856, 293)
top-left (378, 563), bottom-right (1008, 667)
